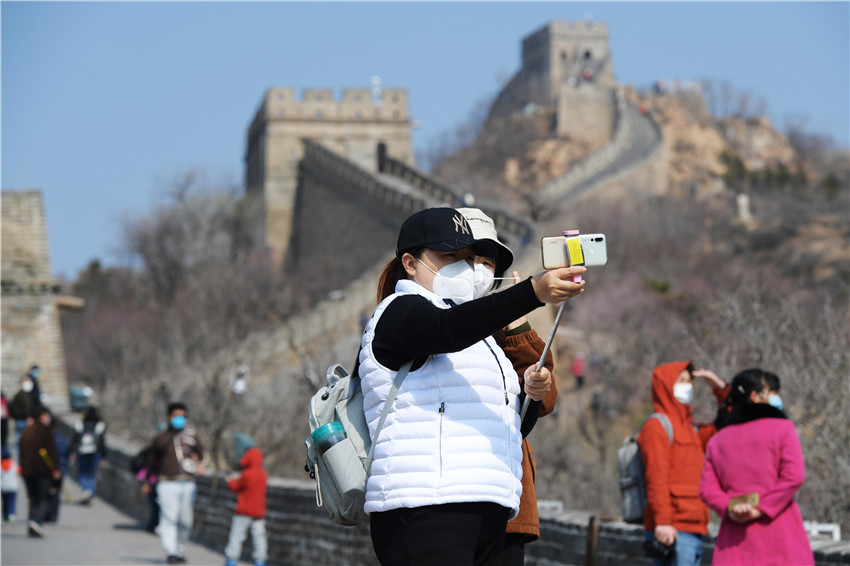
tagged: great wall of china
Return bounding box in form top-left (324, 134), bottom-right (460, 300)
top-left (3, 19), bottom-right (846, 565)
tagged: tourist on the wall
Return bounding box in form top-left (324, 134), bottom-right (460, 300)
top-left (223, 446), bottom-right (268, 566)
top-left (639, 362), bottom-right (729, 566)
top-left (359, 207), bottom-right (584, 565)
top-left (459, 207), bottom-right (560, 566)
top-left (700, 369), bottom-right (813, 566)
top-left (9, 376), bottom-right (36, 447)
top-left (70, 406), bottom-right (108, 505)
top-left (19, 405), bottom-right (62, 538)
top-left (142, 402), bottom-right (205, 565)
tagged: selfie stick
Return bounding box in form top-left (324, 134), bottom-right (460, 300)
top-left (520, 301), bottom-right (568, 421)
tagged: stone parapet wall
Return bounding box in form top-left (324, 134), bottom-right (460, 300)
top-left (59, 418), bottom-right (849, 566)
top-left (535, 87), bottom-right (630, 205)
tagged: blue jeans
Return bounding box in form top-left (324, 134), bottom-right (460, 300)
top-left (77, 454), bottom-right (100, 494)
top-left (645, 530), bottom-right (704, 566)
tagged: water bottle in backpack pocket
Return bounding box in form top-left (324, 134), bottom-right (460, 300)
top-left (305, 360), bottom-right (412, 527)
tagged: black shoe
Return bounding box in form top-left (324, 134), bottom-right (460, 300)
top-left (166, 557), bottom-right (180, 565)
top-left (27, 520), bottom-right (45, 538)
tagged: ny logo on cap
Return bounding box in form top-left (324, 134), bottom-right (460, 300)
top-left (452, 213), bottom-right (471, 235)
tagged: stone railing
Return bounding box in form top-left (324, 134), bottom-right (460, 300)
top-left (54, 417), bottom-right (848, 566)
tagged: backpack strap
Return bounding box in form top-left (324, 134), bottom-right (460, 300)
top-left (365, 359), bottom-right (414, 465)
top-left (647, 412), bottom-right (674, 446)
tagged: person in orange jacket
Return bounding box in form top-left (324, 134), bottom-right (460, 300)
top-left (638, 361), bottom-right (729, 566)
top-left (224, 446), bottom-right (267, 566)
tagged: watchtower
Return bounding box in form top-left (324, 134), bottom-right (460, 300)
top-left (520, 20), bottom-right (615, 107)
top-left (1, 190), bottom-right (72, 403)
top-left (244, 84), bottom-right (414, 265)
top-left (489, 20), bottom-right (617, 147)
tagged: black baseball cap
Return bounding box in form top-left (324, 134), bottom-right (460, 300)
top-left (396, 208), bottom-right (496, 258)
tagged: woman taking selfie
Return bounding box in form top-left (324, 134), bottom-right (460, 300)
top-left (700, 369), bottom-right (813, 566)
top-left (359, 207), bottom-right (584, 566)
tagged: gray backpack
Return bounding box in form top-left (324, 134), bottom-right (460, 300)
top-left (305, 360), bottom-right (412, 527)
top-left (617, 413), bottom-right (673, 523)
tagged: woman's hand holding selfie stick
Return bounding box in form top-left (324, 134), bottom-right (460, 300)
top-left (520, 266), bottom-right (586, 420)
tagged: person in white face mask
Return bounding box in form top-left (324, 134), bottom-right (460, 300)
top-left (637, 362), bottom-right (730, 566)
top-left (361, 207), bottom-right (584, 566)
top-left (458, 207), bottom-right (558, 566)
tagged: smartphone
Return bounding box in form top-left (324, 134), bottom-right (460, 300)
top-left (579, 233), bottom-right (608, 266)
top-left (541, 235), bottom-right (584, 270)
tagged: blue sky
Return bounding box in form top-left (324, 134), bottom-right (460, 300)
top-left (2, 1), bottom-right (848, 279)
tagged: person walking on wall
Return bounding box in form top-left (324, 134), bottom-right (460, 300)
top-left (9, 376), bottom-right (36, 449)
top-left (360, 207), bottom-right (584, 565)
top-left (19, 405), bottom-right (62, 538)
top-left (638, 362), bottom-right (730, 566)
top-left (1, 446), bottom-right (21, 522)
top-left (223, 446), bottom-right (268, 566)
top-left (25, 365), bottom-right (43, 406)
top-left (570, 353), bottom-right (586, 389)
top-left (142, 402), bottom-right (205, 565)
top-left (71, 406), bottom-right (108, 504)
top-left (700, 369), bottom-right (813, 565)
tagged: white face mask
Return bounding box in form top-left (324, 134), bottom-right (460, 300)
top-left (472, 264), bottom-right (495, 299)
top-left (418, 259), bottom-right (475, 304)
top-left (22, 380), bottom-right (33, 393)
top-left (673, 382), bottom-right (694, 405)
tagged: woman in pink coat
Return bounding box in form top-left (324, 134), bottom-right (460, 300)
top-left (700, 369), bottom-right (813, 566)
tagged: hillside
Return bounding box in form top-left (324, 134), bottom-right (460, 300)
top-left (431, 85), bottom-right (849, 530)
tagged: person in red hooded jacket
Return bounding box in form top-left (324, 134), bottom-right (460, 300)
top-left (638, 361), bottom-right (729, 566)
top-left (224, 447), bottom-right (267, 566)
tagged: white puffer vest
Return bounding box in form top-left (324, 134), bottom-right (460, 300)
top-left (359, 279), bottom-right (523, 518)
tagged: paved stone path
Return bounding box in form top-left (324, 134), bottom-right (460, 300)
top-left (1, 476), bottom-right (235, 566)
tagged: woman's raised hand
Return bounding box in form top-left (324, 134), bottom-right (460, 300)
top-left (531, 267), bottom-right (586, 304)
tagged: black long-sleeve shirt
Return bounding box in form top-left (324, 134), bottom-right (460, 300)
top-left (372, 278), bottom-right (543, 370)
top-left (369, 277), bottom-right (545, 436)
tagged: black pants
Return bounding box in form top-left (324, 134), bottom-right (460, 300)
top-left (501, 533), bottom-right (525, 566)
top-left (370, 502), bottom-right (510, 566)
top-left (24, 475), bottom-right (53, 525)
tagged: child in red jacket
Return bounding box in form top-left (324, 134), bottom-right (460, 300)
top-left (224, 447), bottom-right (267, 566)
